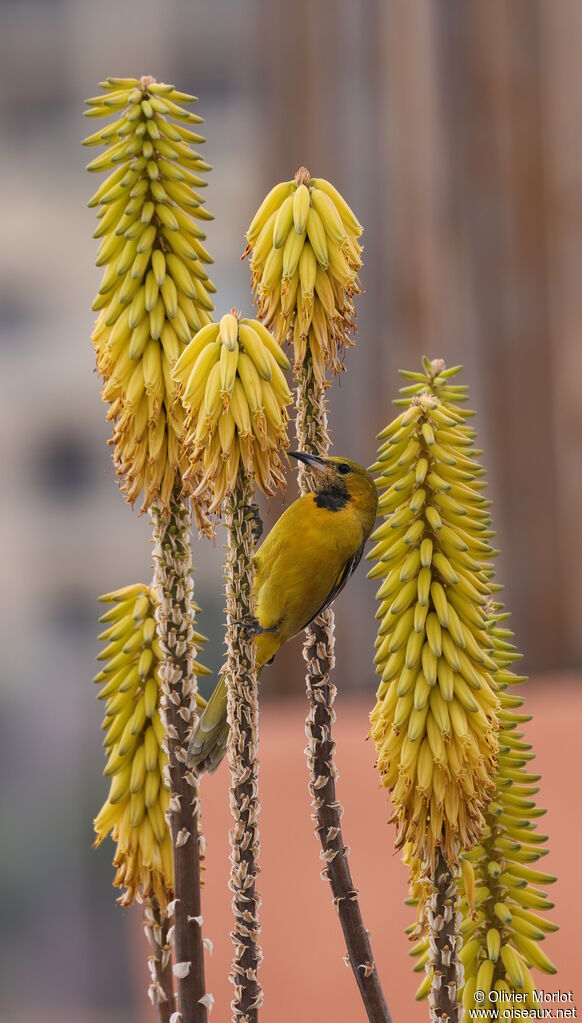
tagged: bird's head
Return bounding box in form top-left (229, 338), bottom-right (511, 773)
top-left (289, 452), bottom-right (378, 537)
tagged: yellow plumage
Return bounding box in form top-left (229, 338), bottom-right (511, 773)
top-left (190, 453), bottom-right (378, 772)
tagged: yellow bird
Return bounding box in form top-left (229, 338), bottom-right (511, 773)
top-left (189, 452), bottom-right (379, 773)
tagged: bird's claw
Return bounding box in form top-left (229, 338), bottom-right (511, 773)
top-left (239, 615), bottom-right (277, 638)
top-left (240, 615), bottom-right (263, 637)
top-left (249, 502), bottom-right (263, 543)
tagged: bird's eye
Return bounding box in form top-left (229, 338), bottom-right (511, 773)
top-left (338, 462), bottom-right (351, 475)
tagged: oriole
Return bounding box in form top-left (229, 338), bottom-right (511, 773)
top-left (189, 452), bottom-right (378, 773)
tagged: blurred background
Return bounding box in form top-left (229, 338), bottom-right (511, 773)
top-left (1, 0), bottom-right (581, 1020)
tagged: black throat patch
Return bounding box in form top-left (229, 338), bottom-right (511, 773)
top-left (315, 488), bottom-right (349, 511)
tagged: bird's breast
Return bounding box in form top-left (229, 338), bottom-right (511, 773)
top-left (254, 495), bottom-right (364, 643)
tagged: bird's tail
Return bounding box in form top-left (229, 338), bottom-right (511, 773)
top-left (188, 675), bottom-right (229, 774)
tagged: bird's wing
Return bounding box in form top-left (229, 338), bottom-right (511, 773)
top-left (188, 675), bottom-right (229, 774)
top-left (298, 536), bottom-right (366, 631)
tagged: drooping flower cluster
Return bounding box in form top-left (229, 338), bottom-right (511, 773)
top-left (84, 76), bottom-right (215, 510)
top-left (244, 167), bottom-right (362, 382)
top-left (369, 360), bottom-right (501, 866)
top-left (172, 311), bottom-right (292, 514)
top-left (93, 583), bottom-right (209, 908)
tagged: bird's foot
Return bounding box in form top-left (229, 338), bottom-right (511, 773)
top-left (239, 615), bottom-right (277, 638)
top-left (248, 502), bottom-right (263, 543)
top-left (239, 615), bottom-right (263, 638)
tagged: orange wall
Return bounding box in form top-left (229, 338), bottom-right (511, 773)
top-left (134, 682), bottom-right (581, 1022)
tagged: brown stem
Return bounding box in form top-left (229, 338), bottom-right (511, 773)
top-left (294, 164), bottom-right (311, 186)
top-left (152, 491), bottom-right (207, 1023)
top-left (427, 851), bottom-right (463, 1023)
top-left (224, 474), bottom-right (263, 1023)
top-left (144, 897), bottom-right (176, 1023)
top-left (296, 359), bottom-right (393, 1023)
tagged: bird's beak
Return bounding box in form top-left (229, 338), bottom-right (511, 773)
top-left (288, 450), bottom-right (327, 472)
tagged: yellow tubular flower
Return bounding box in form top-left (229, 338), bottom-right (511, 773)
top-left (243, 167), bottom-right (362, 384)
top-left (84, 76), bottom-right (216, 513)
top-left (458, 606), bottom-right (557, 1012)
top-left (407, 607), bottom-right (558, 1007)
top-left (93, 583), bottom-right (209, 909)
top-left (369, 359), bottom-right (501, 867)
top-left (172, 310), bottom-right (292, 515)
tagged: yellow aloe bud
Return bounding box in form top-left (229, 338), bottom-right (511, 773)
top-left (370, 359), bottom-right (500, 867)
top-left (93, 583), bottom-right (208, 909)
top-left (84, 76), bottom-right (215, 512)
top-left (173, 309), bottom-right (292, 515)
top-left (243, 166), bottom-right (362, 383)
top-left (458, 605), bottom-right (557, 1006)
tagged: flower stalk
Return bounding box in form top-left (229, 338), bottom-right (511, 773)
top-left (297, 359), bottom-right (393, 1023)
top-left (244, 168), bottom-right (390, 1021)
top-left (175, 308), bottom-right (291, 1018)
top-left (145, 897), bottom-right (177, 1023)
top-left (86, 75), bottom-right (217, 1021)
top-left (427, 852), bottom-right (463, 1023)
top-left (151, 491), bottom-right (208, 1023)
top-left (93, 577), bottom-right (210, 1017)
top-left (224, 475), bottom-right (263, 1022)
top-left (369, 359), bottom-right (507, 1020)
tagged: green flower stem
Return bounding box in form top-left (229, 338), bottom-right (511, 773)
top-left (152, 490), bottom-right (207, 1023)
top-left (224, 474), bottom-right (263, 1022)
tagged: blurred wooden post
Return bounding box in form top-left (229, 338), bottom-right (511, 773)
top-left (433, 0), bottom-right (566, 668)
top-left (258, 0), bottom-right (384, 694)
top-left (538, 0), bottom-right (582, 668)
top-left (256, 0), bottom-right (575, 680)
